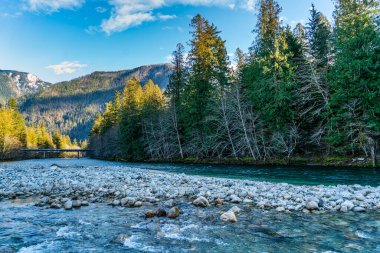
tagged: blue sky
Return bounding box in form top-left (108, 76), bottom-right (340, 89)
top-left (0, 0), bottom-right (334, 83)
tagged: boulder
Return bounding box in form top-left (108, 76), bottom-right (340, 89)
top-left (228, 206), bottom-right (241, 215)
top-left (112, 199), bottom-right (120, 206)
top-left (145, 211), bottom-right (156, 218)
top-left (352, 206), bottom-right (366, 212)
top-left (156, 207), bottom-right (167, 217)
top-left (193, 196), bottom-right (209, 207)
top-left (72, 200), bottom-right (82, 208)
top-left (340, 200), bottom-right (354, 212)
top-left (220, 211), bottom-right (237, 223)
top-left (230, 195), bottom-right (242, 203)
top-left (64, 200), bottom-right (73, 210)
top-left (215, 198), bottom-right (224, 206)
top-left (167, 207), bottom-right (180, 219)
top-left (306, 201), bottom-right (319, 210)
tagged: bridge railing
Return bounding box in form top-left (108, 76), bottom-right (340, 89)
top-left (21, 149), bottom-right (93, 159)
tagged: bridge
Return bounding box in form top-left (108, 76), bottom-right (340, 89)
top-left (21, 149), bottom-right (93, 159)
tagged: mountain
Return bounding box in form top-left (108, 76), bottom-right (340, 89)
top-left (0, 70), bottom-right (51, 101)
top-left (20, 64), bottom-right (172, 141)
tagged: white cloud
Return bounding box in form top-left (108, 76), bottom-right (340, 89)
top-left (101, 0), bottom-right (257, 34)
top-left (158, 14), bottom-right (177, 20)
top-left (25, 0), bottom-right (84, 12)
top-left (164, 54), bottom-right (174, 63)
top-left (46, 61), bottom-right (88, 74)
top-left (95, 6), bottom-right (108, 13)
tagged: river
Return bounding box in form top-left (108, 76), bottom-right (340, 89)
top-left (0, 159), bottom-right (379, 252)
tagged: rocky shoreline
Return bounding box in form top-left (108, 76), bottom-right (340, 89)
top-left (0, 161), bottom-right (380, 217)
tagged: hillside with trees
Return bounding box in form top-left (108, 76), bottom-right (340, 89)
top-left (20, 64), bottom-right (172, 141)
top-left (90, 0), bottom-right (379, 166)
top-left (0, 98), bottom-right (80, 160)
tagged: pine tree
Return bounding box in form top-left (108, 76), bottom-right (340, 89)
top-left (307, 4), bottom-right (332, 67)
top-left (120, 78), bottom-right (144, 160)
top-left (328, 0), bottom-right (380, 166)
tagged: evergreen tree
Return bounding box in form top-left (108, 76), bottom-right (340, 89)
top-left (328, 0), bottom-right (380, 166)
top-left (307, 4), bottom-right (332, 66)
top-left (120, 78), bottom-right (144, 159)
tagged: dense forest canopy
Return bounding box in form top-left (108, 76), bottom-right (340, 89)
top-left (89, 0), bottom-right (380, 166)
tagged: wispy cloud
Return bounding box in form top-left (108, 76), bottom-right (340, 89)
top-left (101, 0), bottom-right (257, 34)
top-left (158, 14), bottom-right (177, 20)
top-left (24, 0), bottom-right (257, 34)
top-left (46, 61), bottom-right (88, 74)
top-left (95, 6), bottom-right (107, 13)
top-left (25, 0), bottom-right (84, 13)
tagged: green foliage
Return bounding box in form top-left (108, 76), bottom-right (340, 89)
top-left (90, 1), bottom-right (380, 166)
top-left (327, 0), bottom-right (380, 154)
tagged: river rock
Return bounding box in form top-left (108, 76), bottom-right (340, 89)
top-left (193, 196), bottom-right (209, 207)
top-left (353, 206), bottom-right (366, 212)
top-left (230, 195), bottom-right (242, 203)
top-left (229, 206), bottom-right (241, 215)
top-left (276, 206), bottom-right (285, 212)
top-left (306, 201), bottom-right (319, 210)
top-left (156, 207), bottom-right (167, 217)
top-left (64, 200), bottom-right (73, 210)
top-left (243, 198), bottom-right (253, 204)
top-left (164, 199), bottom-right (175, 207)
top-left (220, 211), bottom-right (237, 223)
top-left (340, 201), bottom-right (354, 212)
top-left (145, 211), bottom-right (156, 218)
top-left (167, 207), bottom-right (180, 219)
top-left (215, 198), bottom-right (224, 205)
top-left (50, 203), bottom-right (61, 209)
top-left (134, 201), bottom-right (142, 207)
top-left (72, 200), bottom-right (82, 208)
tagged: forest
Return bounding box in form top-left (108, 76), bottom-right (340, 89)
top-left (90, 0), bottom-right (380, 166)
top-left (0, 98), bottom-right (84, 160)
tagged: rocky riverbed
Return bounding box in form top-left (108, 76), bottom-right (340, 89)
top-left (1, 159), bottom-right (379, 215)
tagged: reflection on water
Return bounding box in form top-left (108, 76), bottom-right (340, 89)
top-left (0, 200), bottom-right (379, 253)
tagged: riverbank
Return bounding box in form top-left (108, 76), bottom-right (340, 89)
top-left (107, 155), bottom-right (379, 168)
top-left (1, 159), bottom-right (379, 214)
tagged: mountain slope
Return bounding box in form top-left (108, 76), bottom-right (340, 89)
top-left (0, 70), bottom-right (51, 101)
top-left (20, 64), bottom-right (172, 140)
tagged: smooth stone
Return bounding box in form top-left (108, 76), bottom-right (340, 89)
top-left (133, 201), bottom-right (142, 207)
top-left (64, 200), bottom-right (73, 210)
top-left (220, 211), bottom-right (237, 223)
top-left (167, 207), bottom-right (180, 219)
top-left (156, 207), bottom-right (167, 217)
top-left (353, 206), bottom-right (366, 212)
top-left (50, 203), bottom-right (61, 209)
top-left (72, 200), bottom-right (82, 208)
top-left (243, 198), bottom-right (253, 204)
top-left (340, 201), bottom-right (354, 212)
top-left (81, 201), bottom-right (89, 206)
top-left (229, 206), bottom-right (241, 215)
top-left (164, 199), bottom-right (174, 207)
top-left (306, 201), bottom-right (319, 210)
top-left (145, 211), bottom-right (156, 218)
top-left (230, 195), bottom-right (242, 203)
top-left (276, 206), bottom-right (285, 212)
top-left (193, 196), bottom-right (209, 207)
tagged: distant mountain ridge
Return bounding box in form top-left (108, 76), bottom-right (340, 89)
top-left (20, 64), bottom-right (172, 140)
top-left (0, 70), bottom-right (51, 101)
